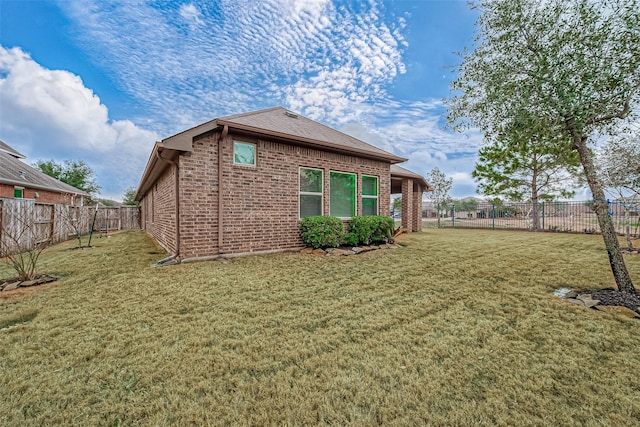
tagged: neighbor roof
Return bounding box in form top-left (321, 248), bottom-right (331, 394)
top-left (162, 106), bottom-right (407, 164)
top-left (0, 139), bottom-right (26, 158)
top-left (0, 148), bottom-right (89, 197)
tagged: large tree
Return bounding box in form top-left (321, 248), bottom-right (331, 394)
top-left (34, 159), bottom-right (101, 199)
top-left (425, 167), bottom-right (453, 228)
top-left (447, 0), bottom-right (640, 293)
top-left (472, 115), bottom-right (582, 230)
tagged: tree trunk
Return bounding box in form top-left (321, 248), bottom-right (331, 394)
top-left (531, 164), bottom-right (540, 231)
top-left (573, 134), bottom-right (636, 293)
top-left (624, 208), bottom-right (633, 250)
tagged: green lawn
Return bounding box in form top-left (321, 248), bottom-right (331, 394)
top-left (1, 229), bottom-right (639, 426)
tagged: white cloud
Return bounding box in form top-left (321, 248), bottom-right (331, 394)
top-left (179, 4), bottom-right (203, 26)
top-left (0, 46), bottom-right (159, 199)
top-left (58, 0), bottom-right (407, 134)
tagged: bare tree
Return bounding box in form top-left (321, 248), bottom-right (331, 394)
top-left (0, 199), bottom-right (48, 281)
top-left (426, 168), bottom-right (453, 228)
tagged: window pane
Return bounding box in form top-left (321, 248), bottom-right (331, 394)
top-left (300, 168), bottom-right (323, 193)
top-left (234, 142), bottom-right (256, 165)
top-left (300, 195), bottom-right (322, 218)
top-left (362, 198), bottom-right (378, 216)
top-left (14, 188), bottom-right (23, 198)
top-left (362, 176), bottom-right (378, 196)
top-left (330, 172), bottom-right (355, 217)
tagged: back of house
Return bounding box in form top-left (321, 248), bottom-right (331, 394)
top-left (136, 107), bottom-right (429, 262)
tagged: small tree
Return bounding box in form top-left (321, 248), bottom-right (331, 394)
top-left (426, 168), bottom-right (453, 228)
top-left (472, 116), bottom-right (582, 230)
top-left (122, 187), bottom-right (139, 206)
top-left (0, 200), bottom-right (48, 281)
top-left (598, 135), bottom-right (640, 249)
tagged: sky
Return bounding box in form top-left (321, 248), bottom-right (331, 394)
top-left (0, 0), bottom-right (484, 200)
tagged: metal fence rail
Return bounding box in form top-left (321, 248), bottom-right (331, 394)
top-left (435, 200), bottom-right (640, 236)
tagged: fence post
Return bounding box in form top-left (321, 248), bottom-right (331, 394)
top-left (451, 205), bottom-right (455, 228)
top-left (491, 203), bottom-right (495, 230)
top-left (541, 201), bottom-right (545, 232)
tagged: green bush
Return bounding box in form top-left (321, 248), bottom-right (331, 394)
top-left (343, 232), bottom-right (359, 247)
top-left (348, 216), bottom-right (395, 245)
top-left (299, 216), bottom-right (344, 249)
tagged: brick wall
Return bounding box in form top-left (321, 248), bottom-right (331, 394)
top-left (140, 165), bottom-right (177, 254)
top-left (147, 130), bottom-right (392, 259)
top-left (0, 183), bottom-right (81, 205)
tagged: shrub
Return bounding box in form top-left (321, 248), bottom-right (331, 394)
top-left (299, 216), bottom-right (344, 249)
top-left (343, 232), bottom-right (359, 247)
top-left (348, 216), bottom-right (395, 246)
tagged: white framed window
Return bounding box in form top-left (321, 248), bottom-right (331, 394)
top-left (233, 141), bottom-right (257, 166)
top-left (299, 167), bottom-right (323, 218)
top-left (14, 186), bottom-right (24, 199)
top-left (330, 171), bottom-right (356, 218)
top-left (362, 175), bottom-right (378, 216)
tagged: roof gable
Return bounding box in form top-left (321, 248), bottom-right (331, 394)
top-left (162, 106), bottom-right (407, 163)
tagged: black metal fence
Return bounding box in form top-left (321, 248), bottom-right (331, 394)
top-left (430, 200), bottom-right (640, 236)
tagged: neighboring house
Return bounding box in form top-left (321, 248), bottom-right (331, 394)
top-left (0, 140), bottom-right (88, 205)
top-left (135, 107), bottom-right (431, 262)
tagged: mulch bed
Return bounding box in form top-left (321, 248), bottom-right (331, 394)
top-left (581, 288), bottom-right (640, 314)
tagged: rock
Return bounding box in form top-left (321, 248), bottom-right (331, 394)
top-left (567, 298), bottom-right (584, 306)
top-left (370, 245), bottom-right (380, 250)
top-left (564, 290), bottom-right (578, 299)
top-left (576, 294), bottom-right (600, 308)
top-left (312, 249), bottom-right (326, 255)
top-left (360, 246), bottom-right (373, 252)
top-left (3, 282), bottom-right (20, 291)
top-left (300, 248), bottom-right (314, 254)
top-left (20, 280), bottom-right (39, 287)
top-left (351, 247), bottom-right (364, 254)
top-left (595, 305), bottom-right (640, 318)
top-left (333, 249), bottom-right (352, 256)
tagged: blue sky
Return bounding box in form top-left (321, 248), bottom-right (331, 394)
top-left (0, 0), bottom-right (483, 200)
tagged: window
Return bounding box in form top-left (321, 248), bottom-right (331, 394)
top-left (330, 172), bottom-right (356, 218)
top-left (362, 175), bottom-right (378, 216)
top-left (299, 168), bottom-right (323, 218)
top-left (233, 141), bottom-right (256, 166)
top-left (14, 187), bottom-right (23, 198)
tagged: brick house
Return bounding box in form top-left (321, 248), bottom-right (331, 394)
top-left (135, 107), bottom-right (430, 262)
top-left (0, 140), bottom-right (88, 205)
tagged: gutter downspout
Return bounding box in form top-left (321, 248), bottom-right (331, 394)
top-left (156, 149), bottom-right (181, 260)
top-left (218, 125), bottom-right (228, 254)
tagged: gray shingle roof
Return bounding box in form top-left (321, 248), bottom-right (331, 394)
top-left (162, 106), bottom-right (407, 163)
top-left (0, 149), bottom-right (89, 196)
top-left (0, 139), bottom-right (26, 158)
top-left (217, 107), bottom-right (405, 162)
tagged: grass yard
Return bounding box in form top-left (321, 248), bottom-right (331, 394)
top-left (1, 229), bottom-right (639, 426)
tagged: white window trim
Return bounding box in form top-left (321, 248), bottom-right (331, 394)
top-left (329, 170), bottom-right (357, 219)
top-left (14, 186), bottom-right (24, 198)
top-left (233, 141), bottom-right (257, 167)
top-left (362, 175), bottom-right (379, 216)
top-left (299, 167), bottom-right (323, 218)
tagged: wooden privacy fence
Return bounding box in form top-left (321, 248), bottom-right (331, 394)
top-left (0, 198), bottom-right (140, 254)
